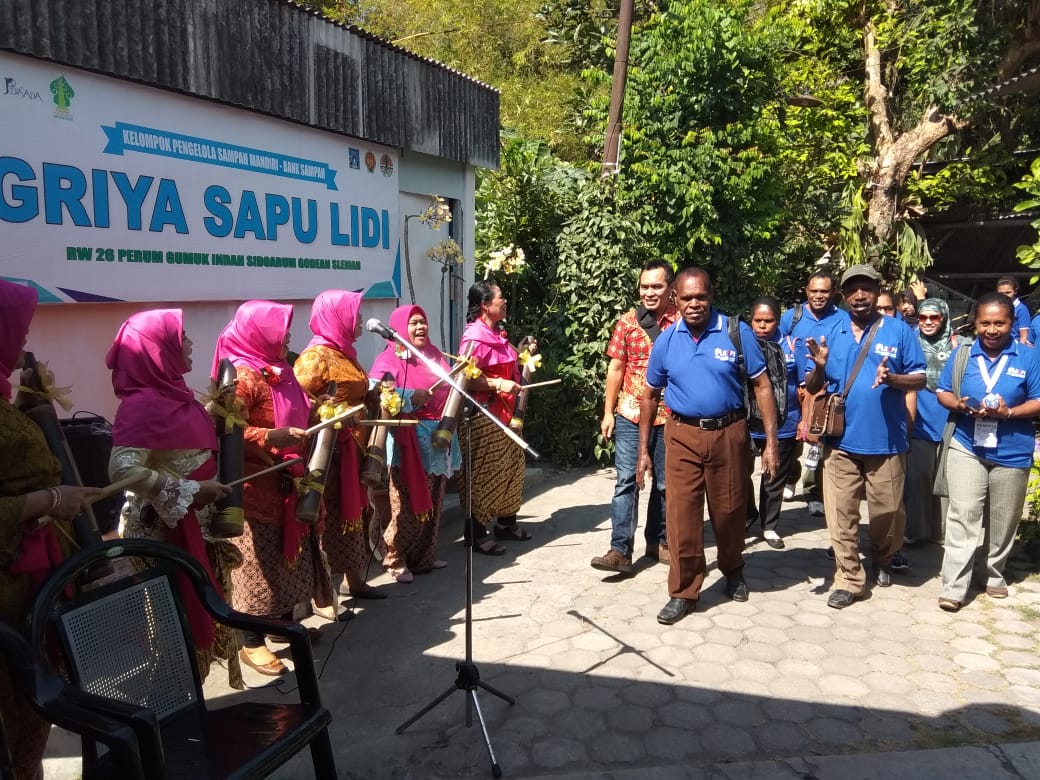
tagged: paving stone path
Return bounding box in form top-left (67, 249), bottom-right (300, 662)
top-left (43, 466), bottom-right (1040, 778)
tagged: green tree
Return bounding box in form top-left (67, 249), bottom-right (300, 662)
top-left (774, 0), bottom-right (1040, 283)
top-left (321, 0), bottom-right (588, 157)
top-left (614, 0), bottom-right (790, 310)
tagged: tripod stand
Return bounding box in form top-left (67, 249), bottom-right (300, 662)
top-left (395, 405), bottom-right (515, 778)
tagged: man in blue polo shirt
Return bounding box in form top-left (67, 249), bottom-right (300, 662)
top-left (638, 267), bottom-right (779, 625)
top-left (804, 264), bottom-right (926, 609)
top-left (780, 270), bottom-right (850, 517)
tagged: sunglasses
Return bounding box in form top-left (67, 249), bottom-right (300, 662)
top-left (917, 314), bottom-right (943, 322)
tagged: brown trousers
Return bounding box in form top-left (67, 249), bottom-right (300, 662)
top-left (664, 417), bottom-right (750, 599)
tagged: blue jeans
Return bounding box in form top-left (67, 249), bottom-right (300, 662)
top-left (611, 416), bottom-right (666, 558)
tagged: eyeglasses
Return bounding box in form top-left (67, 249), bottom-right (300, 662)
top-left (917, 314), bottom-right (942, 322)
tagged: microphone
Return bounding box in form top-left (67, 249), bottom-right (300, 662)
top-left (366, 318), bottom-right (396, 340)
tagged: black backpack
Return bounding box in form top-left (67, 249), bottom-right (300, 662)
top-left (726, 315), bottom-right (788, 433)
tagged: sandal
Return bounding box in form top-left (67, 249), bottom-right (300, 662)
top-left (475, 538), bottom-right (506, 556)
top-left (239, 647), bottom-right (286, 676)
top-left (493, 524), bottom-right (532, 542)
top-left (387, 567), bottom-right (414, 584)
top-left (937, 597), bottom-right (961, 613)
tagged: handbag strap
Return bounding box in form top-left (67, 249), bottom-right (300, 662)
top-left (940, 344), bottom-right (971, 445)
top-left (840, 318), bottom-right (881, 400)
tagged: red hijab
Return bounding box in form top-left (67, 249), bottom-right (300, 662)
top-left (307, 289), bottom-right (362, 361)
top-left (212, 301), bottom-right (310, 430)
top-left (0, 280), bottom-right (38, 401)
top-left (369, 304), bottom-right (452, 419)
top-left (107, 309), bottom-right (217, 450)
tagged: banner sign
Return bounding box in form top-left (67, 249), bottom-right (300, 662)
top-left (0, 52), bottom-right (400, 302)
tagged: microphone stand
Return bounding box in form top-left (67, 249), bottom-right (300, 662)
top-left (372, 322), bottom-right (527, 778)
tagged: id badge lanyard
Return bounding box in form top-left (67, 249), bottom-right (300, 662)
top-left (973, 354), bottom-right (1008, 448)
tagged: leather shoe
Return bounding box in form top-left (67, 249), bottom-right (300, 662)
top-left (656, 597), bottom-right (696, 625)
top-left (763, 530), bottom-right (785, 550)
top-left (827, 589), bottom-right (859, 609)
top-left (725, 576), bottom-right (749, 602)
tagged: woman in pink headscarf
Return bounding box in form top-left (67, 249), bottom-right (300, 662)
top-left (213, 300), bottom-right (320, 676)
top-left (295, 289), bottom-right (384, 604)
top-left (369, 304), bottom-right (461, 583)
top-left (0, 280), bottom-right (104, 779)
top-left (106, 308), bottom-right (238, 685)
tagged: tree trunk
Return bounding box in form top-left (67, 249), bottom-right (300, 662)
top-left (866, 109), bottom-right (967, 245)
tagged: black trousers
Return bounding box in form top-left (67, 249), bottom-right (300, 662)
top-left (746, 437), bottom-right (799, 533)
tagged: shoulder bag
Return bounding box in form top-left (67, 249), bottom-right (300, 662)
top-left (807, 319), bottom-right (880, 438)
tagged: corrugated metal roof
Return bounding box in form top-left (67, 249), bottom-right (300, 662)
top-left (0, 0), bottom-right (500, 168)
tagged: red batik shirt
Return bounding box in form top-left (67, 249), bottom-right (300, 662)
top-left (606, 305), bottom-right (678, 426)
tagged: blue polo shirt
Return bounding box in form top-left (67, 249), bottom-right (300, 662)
top-left (913, 389), bottom-right (946, 443)
top-left (1013, 299), bottom-right (1031, 336)
top-left (646, 311), bottom-right (765, 419)
top-left (938, 339), bottom-right (1040, 468)
top-left (780, 302), bottom-right (851, 384)
top-left (814, 315), bottom-right (926, 455)
top-left (1027, 312), bottom-right (1040, 346)
top-left (751, 332), bottom-right (800, 442)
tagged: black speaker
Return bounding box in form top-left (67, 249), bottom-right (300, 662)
top-left (59, 414), bottom-right (121, 535)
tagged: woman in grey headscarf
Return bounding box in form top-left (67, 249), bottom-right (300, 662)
top-left (905, 298), bottom-right (957, 544)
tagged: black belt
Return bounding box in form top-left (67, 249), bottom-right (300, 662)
top-left (670, 409), bottom-right (745, 431)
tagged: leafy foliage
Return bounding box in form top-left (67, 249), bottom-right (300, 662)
top-left (615, 0), bottom-right (789, 311)
top-left (321, 0), bottom-right (589, 158)
top-left (1014, 156), bottom-right (1040, 275)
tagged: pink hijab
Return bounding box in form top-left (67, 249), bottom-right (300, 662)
top-left (0, 280), bottom-right (38, 401)
top-left (107, 309), bottom-right (218, 450)
top-left (212, 301), bottom-right (310, 429)
top-left (369, 304), bottom-right (451, 418)
top-left (307, 289), bottom-right (362, 360)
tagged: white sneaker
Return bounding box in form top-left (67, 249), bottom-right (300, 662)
top-left (782, 485), bottom-right (795, 500)
top-left (807, 501), bottom-right (824, 517)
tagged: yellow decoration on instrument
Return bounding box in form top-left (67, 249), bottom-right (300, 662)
top-left (318, 400), bottom-right (354, 429)
top-left (295, 472), bottom-right (326, 496)
top-left (380, 387), bottom-right (403, 417)
top-left (518, 349), bottom-right (542, 373)
top-left (214, 398), bottom-right (247, 434)
top-left (461, 356), bottom-right (483, 380)
top-left (17, 359), bottom-right (73, 411)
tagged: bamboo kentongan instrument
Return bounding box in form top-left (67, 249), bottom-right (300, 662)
top-left (432, 345), bottom-right (474, 450)
top-left (210, 358), bottom-right (245, 538)
top-left (20, 352), bottom-right (110, 575)
top-left (296, 381), bottom-right (338, 525)
top-left (361, 374), bottom-right (397, 487)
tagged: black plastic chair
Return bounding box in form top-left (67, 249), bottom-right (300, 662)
top-left (0, 621), bottom-right (151, 778)
top-left (29, 539), bottom-right (336, 779)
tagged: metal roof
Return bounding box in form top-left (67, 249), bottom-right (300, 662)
top-left (0, 0), bottom-right (500, 168)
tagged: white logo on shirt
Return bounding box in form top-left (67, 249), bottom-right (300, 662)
top-left (713, 347), bottom-right (737, 362)
top-left (875, 344), bottom-right (898, 359)
top-left (1007, 366), bottom-right (1026, 379)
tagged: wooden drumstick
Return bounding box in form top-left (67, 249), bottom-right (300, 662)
top-left (224, 457), bottom-right (305, 489)
top-left (426, 361), bottom-right (469, 394)
top-left (515, 378), bottom-right (562, 392)
top-left (303, 404), bottom-right (367, 436)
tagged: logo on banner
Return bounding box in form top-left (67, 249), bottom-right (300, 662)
top-left (50, 75), bottom-right (75, 120)
top-left (348, 148), bottom-right (360, 169)
top-left (379, 153), bottom-right (394, 177)
top-left (2, 77), bottom-right (44, 104)
top-left (364, 151), bottom-right (377, 172)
